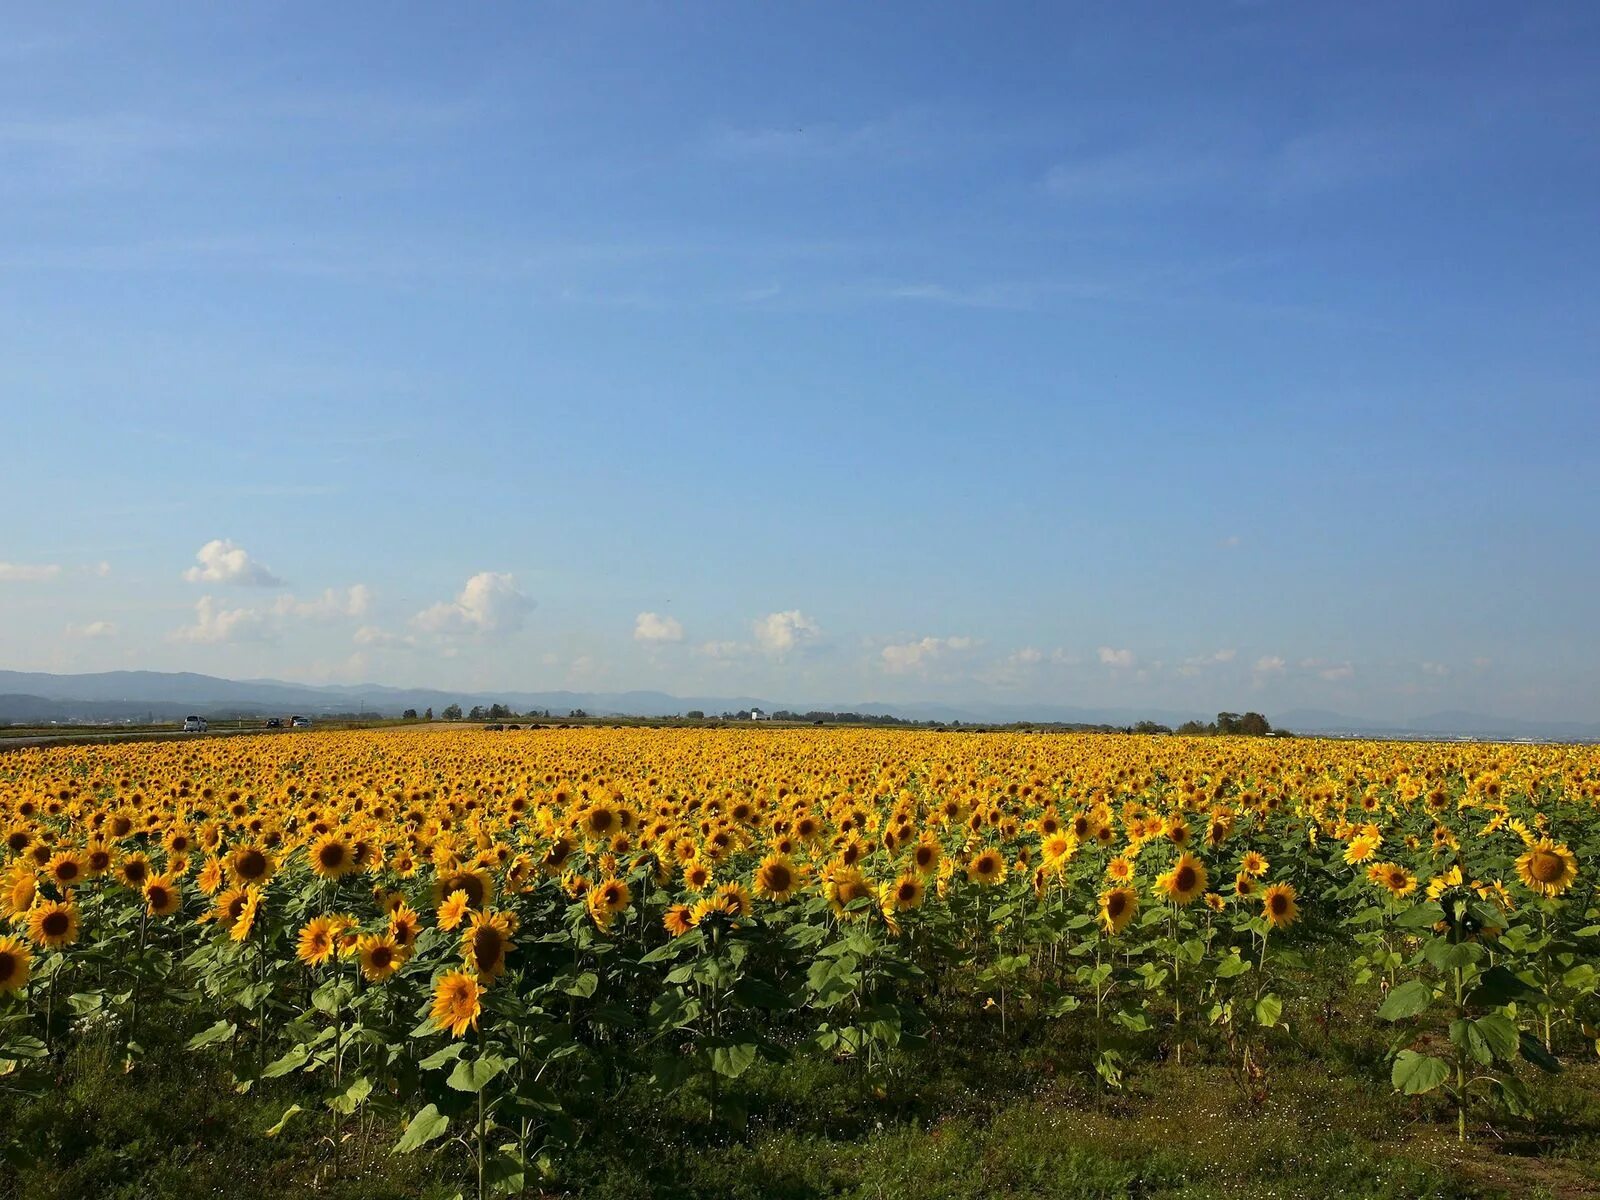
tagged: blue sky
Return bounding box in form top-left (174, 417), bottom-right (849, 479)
top-left (2, 3), bottom-right (1597, 721)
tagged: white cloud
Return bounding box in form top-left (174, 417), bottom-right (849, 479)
top-left (274, 585), bottom-right (372, 620)
top-left (172, 595), bottom-right (273, 643)
top-left (1098, 646), bottom-right (1135, 669)
top-left (634, 612), bottom-right (685, 643)
top-left (0, 561), bottom-right (62, 582)
top-left (66, 620), bottom-right (118, 639)
top-left (91, 561), bottom-right (112, 577)
top-left (753, 610), bottom-right (821, 657)
top-left (1011, 647), bottom-right (1044, 666)
top-left (695, 640), bottom-right (747, 660)
top-left (1177, 648), bottom-right (1236, 678)
top-left (182, 539), bottom-right (283, 587)
top-left (1318, 662), bottom-right (1355, 682)
top-left (412, 571), bottom-right (532, 636)
top-left (1219, 535), bottom-right (1241, 549)
top-left (354, 625), bottom-right (416, 650)
top-left (1421, 662), bottom-right (1451, 677)
top-left (1253, 655), bottom-right (1287, 676)
top-left (881, 635), bottom-right (977, 674)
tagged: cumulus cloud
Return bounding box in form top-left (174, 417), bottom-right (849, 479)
top-left (1253, 655), bottom-right (1287, 677)
top-left (634, 612), bottom-right (685, 643)
top-left (881, 635), bottom-right (977, 674)
top-left (172, 595), bottom-right (273, 643)
top-left (753, 610), bottom-right (821, 656)
top-left (274, 585), bottom-right (372, 620)
top-left (66, 620), bottom-right (118, 639)
top-left (1098, 646), bottom-right (1135, 669)
top-left (183, 539), bottom-right (283, 587)
top-left (0, 561), bottom-right (62, 582)
top-left (1011, 647), bottom-right (1044, 666)
top-left (412, 572), bottom-right (533, 636)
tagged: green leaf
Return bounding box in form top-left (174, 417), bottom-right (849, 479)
top-left (1377, 980), bottom-right (1433, 1021)
top-left (265, 1104), bottom-right (303, 1137)
top-left (185, 1020), bottom-right (236, 1050)
top-left (261, 1044), bottom-right (311, 1078)
top-left (1255, 993), bottom-right (1283, 1027)
top-left (1472, 1013), bottom-right (1519, 1062)
top-left (447, 1054), bottom-right (509, 1093)
top-left (563, 971), bottom-right (598, 998)
top-left (328, 1076), bottom-right (374, 1115)
top-left (67, 992), bottom-right (105, 1016)
top-left (1518, 1031), bottom-right (1563, 1074)
top-left (709, 1042), bottom-right (758, 1079)
top-left (1394, 903), bottom-right (1445, 930)
top-left (1467, 965), bottom-right (1548, 1009)
top-left (1214, 954), bottom-right (1251, 979)
top-left (394, 1104), bottom-right (451, 1153)
top-left (417, 1042), bottom-right (466, 1071)
top-left (1392, 1050), bottom-right (1450, 1095)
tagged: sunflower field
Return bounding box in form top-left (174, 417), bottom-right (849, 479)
top-left (0, 726), bottom-right (1596, 1198)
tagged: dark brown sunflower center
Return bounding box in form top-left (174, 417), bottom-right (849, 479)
top-left (1529, 851), bottom-right (1565, 883)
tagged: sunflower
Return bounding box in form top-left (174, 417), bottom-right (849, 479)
top-left (432, 867), bottom-right (492, 910)
top-left (593, 877), bottom-right (632, 916)
top-left (437, 890), bottom-right (471, 931)
top-left (430, 970), bottom-right (483, 1037)
top-left (144, 874), bottom-right (182, 917)
top-left (1204, 891), bottom-right (1226, 913)
top-left (1106, 855), bottom-right (1135, 883)
top-left (0, 935), bottom-right (29, 992)
top-left (663, 903), bottom-right (694, 937)
top-left (228, 844), bottom-right (274, 885)
top-left (753, 853), bottom-right (800, 902)
top-left (388, 902), bottom-right (422, 950)
top-left (1099, 885), bottom-right (1138, 935)
top-left (1517, 840), bottom-right (1578, 898)
top-left (308, 834), bottom-right (355, 880)
top-left (1155, 853), bottom-right (1207, 906)
top-left (1239, 850), bottom-right (1269, 878)
top-left (966, 847), bottom-right (1007, 886)
top-left (462, 910), bottom-right (514, 982)
top-left (117, 853), bottom-right (151, 890)
top-left (1262, 881), bottom-right (1299, 929)
top-left (1041, 833), bottom-right (1078, 872)
top-left (297, 915), bottom-right (337, 966)
top-left (714, 881), bottom-right (752, 918)
top-left (1374, 862), bottom-right (1417, 898)
top-left (824, 864), bottom-right (873, 917)
top-left (1343, 835), bottom-right (1380, 866)
top-left (27, 899), bottom-right (79, 949)
top-left (45, 851), bottom-right (85, 891)
top-left (910, 839), bottom-right (941, 875)
top-left (196, 856), bottom-right (226, 896)
top-left (1233, 872), bottom-right (1258, 899)
top-left (357, 932), bottom-right (405, 983)
top-left (886, 873), bottom-right (925, 912)
top-left (83, 841), bottom-right (114, 879)
top-left (229, 886), bottom-right (261, 943)
top-left (682, 859), bottom-right (714, 892)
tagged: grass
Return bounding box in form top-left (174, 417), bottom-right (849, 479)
top-left (4, 960), bottom-right (1598, 1200)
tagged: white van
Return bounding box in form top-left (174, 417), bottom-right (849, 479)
top-left (182, 716), bottom-right (208, 732)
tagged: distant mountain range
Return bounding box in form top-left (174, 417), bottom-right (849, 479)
top-left (0, 670), bottom-right (1594, 742)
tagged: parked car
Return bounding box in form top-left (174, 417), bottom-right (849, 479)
top-left (265, 718), bottom-right (282, 729)
top-left (182, 716), bottom-right (208, 733)
top-left (290, 716), bottom-right (312, 728)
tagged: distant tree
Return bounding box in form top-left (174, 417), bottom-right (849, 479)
top-left (402, 708), bottom-right (418, 720)
top-left (1237, 711), bottom-right (1272, 737)
top-left (568, 709), bottom-right (588, 719)
top-left (469, 705), bottom-right (488, 720)
top-left (488, 703), bottom-right (510, 720)
top-left (441, 704), bottom-right (463, 721)
top-left (424, 707), bottom-right (434, 721)
top-left (1176, 719), bottom-right (1211, 736)
top-left (685, 710), bottom-right (705, 719)
top-left (1133, 720), bottom-right (1172, 735)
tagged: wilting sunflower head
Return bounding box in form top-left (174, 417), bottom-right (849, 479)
top-left (430, 970), bottom-right (483, 1038)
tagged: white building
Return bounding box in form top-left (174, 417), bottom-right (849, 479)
top-left (749, 707), bottom-right (769, 720)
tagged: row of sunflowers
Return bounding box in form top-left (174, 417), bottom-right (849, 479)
top-left (0, 726), bottom-right (1595, 1194)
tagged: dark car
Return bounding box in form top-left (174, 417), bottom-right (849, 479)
top-left (265, 718), bottom-right (283, 729)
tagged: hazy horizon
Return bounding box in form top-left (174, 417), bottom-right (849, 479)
top-left (3, 5), bottom-right (1598, 724)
